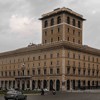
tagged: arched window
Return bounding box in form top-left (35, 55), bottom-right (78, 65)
top-left (73, 19), bottom-right (76, 26)
top-left (78, 21), bottom-right (81, 28)
top-left (51, 18), bottom-right (54, 26)
top-left (67, 17), bottom-right (70, 24)
top-left (44, 20), bottom-right (48, 27)
top-left (57, 16), bottom-right (61, 24)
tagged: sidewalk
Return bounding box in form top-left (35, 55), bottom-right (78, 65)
top-left (67, 89), bottom-right (100, 93)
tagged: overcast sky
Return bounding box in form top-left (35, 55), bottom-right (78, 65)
top-left (0, 0), bottom-right (100, 52)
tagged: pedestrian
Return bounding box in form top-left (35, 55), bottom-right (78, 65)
top-left (41, 89), bottom-right (44, 95)
top-left (52, 88), bottom-right (56, 95)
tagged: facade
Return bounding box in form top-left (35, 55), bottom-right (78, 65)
top-left (0, 7), bottom-right (100, 91)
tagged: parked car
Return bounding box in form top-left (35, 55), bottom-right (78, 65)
top-left (43, 88), bottom-right (49, 92)
top-left (4, 90), bottom-right (27, 100)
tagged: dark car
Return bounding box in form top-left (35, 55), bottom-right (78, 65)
top-left (4, 90), bottom-right (27, 100)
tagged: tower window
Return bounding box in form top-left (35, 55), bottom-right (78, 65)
top-left (51, 18), bottom-right (54, 26)
top-left (78, 21), bottom-right (81, 28)
top-left (57, 16), bottom-right (61, 24)
top-left (73, 38), bottom-right (75, 42)
top-left (73, 30), bottom-right (75, 35)
top-left (51, 38), bottom-right (53, 42)
top-left (45, 40), bottom-right (47, 43)
top-left (68, 28), bottom-right (69, 33)
top-left (45, 31), bottom-right (47, 36)
top-left (73, 19), bottom-right (76, 26)
top-left (58, 37), bottom-right (60, 41)
top-left (78, 32), bottom-right (80, 37)
top-left (78, 40), bottom-right (80, 44)
top-left (44, 20), bottom-right (48, 27)
top-left (51, 29), bottom-right (53, 34)
top-left (67, 17), bottom-right (70, 24)
top-left (67, 37), bottom-right (69, 41)
top-left (58, 27), bottom-right (60, 33)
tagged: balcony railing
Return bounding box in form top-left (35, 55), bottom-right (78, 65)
top-left (15, 75), bottom-right (32, 79)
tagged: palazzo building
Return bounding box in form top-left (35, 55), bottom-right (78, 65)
top-left (0, 7), bottom-right (100, 91)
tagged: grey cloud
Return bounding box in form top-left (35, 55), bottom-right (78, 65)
top-left (0, 0), bottom-right (100, 52)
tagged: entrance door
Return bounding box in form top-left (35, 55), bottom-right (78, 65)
top-left (50, 80), bottom-right (53, 90)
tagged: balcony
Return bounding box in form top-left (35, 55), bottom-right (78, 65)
top-left (15, 75), bottom-right (32, 79)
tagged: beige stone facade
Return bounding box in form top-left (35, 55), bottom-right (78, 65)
top-left (0, 7), bottom-right (100, 91)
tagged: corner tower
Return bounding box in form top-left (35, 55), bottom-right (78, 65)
top-left (40, 7), bottom-right (85, 44)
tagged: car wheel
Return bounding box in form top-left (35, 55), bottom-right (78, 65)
top-left (24, 97), bottom-right (27, 100)
top-left (14, 98), bottom-right (18, 100)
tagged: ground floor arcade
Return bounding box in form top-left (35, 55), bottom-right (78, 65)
top-left (0, 78), bottom-right (99, 91)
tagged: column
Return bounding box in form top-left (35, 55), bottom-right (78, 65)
top-left (61, 48), bottom-right (66, 91)
top-left (15, 80), bottom-right (17, 89)
top-left (3, 81), bottom-right (5, 90)
top-left (41, 80), bottom-right (43, 89)
top-left (11, 81), bottom-right (13, 88)
top-left (30, 80), bottom-right (32, 90)
top-left (53, 80), bottom-right (56, 90)
top-left (70, 80), bottom-right (72, 91)
top-left (25, 80), bottom-right (27, 90)
top-left (47, 80), bottom-right (49, 90)
top-left (7, 81), bottom-right (9, 89)
top-left (35, 80), bottom-right (38, 88)
top-left (20, 80), bottom-right (22, 90)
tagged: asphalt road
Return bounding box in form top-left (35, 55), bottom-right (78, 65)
top-left (1, 92), bottom-right (100, 100)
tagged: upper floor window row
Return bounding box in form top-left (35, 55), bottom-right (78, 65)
top-left (44, 16), bottom-right (81, 28)
top-left (44, 16), bottom-right (61, 27)
top-left (67, 17), bottom-right (81, 28)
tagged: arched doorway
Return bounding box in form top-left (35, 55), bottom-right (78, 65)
top-left (43, 80), bottom-right (47, 89)
top-left (88, 81), bottom-right (90, 89)
top-left (22, 81), bottom-right (25, 90)
top-left (72, 80), bottom-right (75, 90)
top-left (27, 80), bottom-right (30, 89)
top-left (56, 80), bottom-right (60, 91)
top-left (38, 80), bottom-right (41, 89)
top-left (32, 80), bottom-right (35, 90)
top-left (96, 81), bottom-right (98, 88)
top-left (5, 81), bottom-right (7, 90)
top-left (13, 81), bottom-right (15, 89)
top-left (17, 81), bottom-right (20, 90)
top-left (78, 80), bottom-right (81, 89)
top-left (67, 80), bottom-right (70, 90)
top-left (50, 80), bottom-right (53, 91)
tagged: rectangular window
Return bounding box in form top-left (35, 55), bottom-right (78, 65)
top-left (73, 68), bottom-right (76, 75)
top-left (57, 68), bottom-right (60, 74)
top-left (32, 70), bottom-right (35, 75)
top-left (83, 69), bottom-right (86, 76)
top-left (67, 67), bottom-right (70, 74)
top-left (44, 55), bottom-right (46, 59)
top-left (57, 61), bottom-right (59, 65)
top-left (57, 53), bottom-right (59, 57)
top-left (44, 69), bottom-right (46, 75)
top-left (38, 69), bottom-right (41, 75)
top-left (78, 68), bottom-right (81, 75)
top-left (50, 68), bottom-right (53, 74)
top-left (38, 56), bottom-right (40, 60)
top-left (33, 57), bottom-right (35, 60)
top-left (58, 27), bottom-right (60, 33)
top-left (88, 69), bottom-right (90, 76)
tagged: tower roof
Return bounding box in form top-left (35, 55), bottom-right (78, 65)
top-left (39, 7), bottom-right (85, 20)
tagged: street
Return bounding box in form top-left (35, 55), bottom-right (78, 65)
top-left (1, 92), bottom-right (100, 100)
